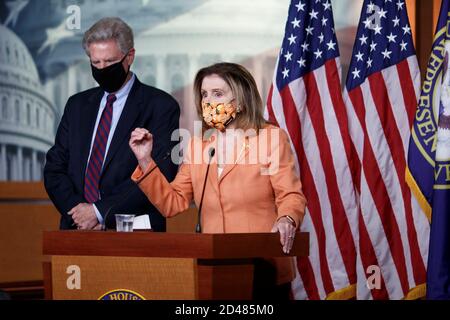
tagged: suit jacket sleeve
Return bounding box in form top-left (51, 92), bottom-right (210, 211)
top-left (44, 97), bottom-right (84, 221)
top-left (95, 94), bottom-right (180, 226)
top-left (131, 138), bottom-right (195, 217)
top-left (269, 128), bottom-right (307, 227)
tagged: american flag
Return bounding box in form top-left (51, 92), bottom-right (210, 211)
top-left (408, 0), bottom-right (450, 299)
top-left (343, 0), bottom-right (429, 299)
top-left (266, 0), bottom-right (359, 299)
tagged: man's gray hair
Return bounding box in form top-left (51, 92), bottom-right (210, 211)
top-left (82, 17), bottom-right (134, 56)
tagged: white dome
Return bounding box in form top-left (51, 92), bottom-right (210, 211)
top-left (0, 24), bottom-right (41, 88)
top-left (0, 25), bottom-right (56, 158)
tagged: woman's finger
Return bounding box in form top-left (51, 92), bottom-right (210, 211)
top-left (287, 234), bottom-right (294, 253)
top-left (130, 131), bottom-right (140, 138)
top-left (279, 226), bottom-right (289, 253)
top-left (286, 227), bottom-right (296, 253)
top-left (273, 220), bottom-right (297, 254)
top-left (131, 128), bottom-right (148, 139)
top-left (130, 134), bottom-right (146, 145)
top-left (282, 223), bottom-right (295, 253)
top-left (142, 132), bottom-right (153, 142)
top-left (270, 224), bottom-right (278, 233)
top-left (133, 131), bottom-right (146, 139)
top-left (136, 128), bottom-right (149, 136)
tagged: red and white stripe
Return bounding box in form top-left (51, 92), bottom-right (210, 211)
top-left (266, 57), bottom-right (359, 299)
top-left (343, 55), bottom-right (429, 299)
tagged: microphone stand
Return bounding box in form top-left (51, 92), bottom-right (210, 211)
top-left (196, 148), bottom-right (215, 233)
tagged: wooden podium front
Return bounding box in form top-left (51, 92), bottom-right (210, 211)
top-left (43, 231), bottom-right (309, 300)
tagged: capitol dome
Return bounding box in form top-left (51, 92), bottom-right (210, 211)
top-left (0, 25), bottom-right (41, 86)
top-left (0, 25), bottom-right (56, 181)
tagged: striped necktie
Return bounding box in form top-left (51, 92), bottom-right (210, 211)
top-left (84, 93), bottom-right (116, 203)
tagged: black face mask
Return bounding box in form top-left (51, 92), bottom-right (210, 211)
top-left (91, 54), bottom-right (129, 93)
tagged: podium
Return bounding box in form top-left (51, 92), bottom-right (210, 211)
top-left (43, 231), bottom-right (309, 300)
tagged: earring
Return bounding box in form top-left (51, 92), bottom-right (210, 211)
top-left (237, 105), bottom-right (242, 113)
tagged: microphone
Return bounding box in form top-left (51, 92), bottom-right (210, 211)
top-left (101, 149), bottom-right (172, 231)
top-left (196, 147), bottom-right (215, 233)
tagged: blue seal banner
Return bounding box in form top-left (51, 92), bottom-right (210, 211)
top-left (407, 0), bottom-right (450, 300)
top-left (98, 289), bottom-right (145, 300)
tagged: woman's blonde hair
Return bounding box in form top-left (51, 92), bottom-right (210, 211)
top-left (194, 62), bottom-right (267, 132)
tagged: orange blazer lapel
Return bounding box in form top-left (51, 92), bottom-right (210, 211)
top-left (219, 139), bottom-right (250, 183)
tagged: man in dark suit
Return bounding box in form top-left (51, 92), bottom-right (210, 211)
top-left (44, 17), bottom-right (179, 231)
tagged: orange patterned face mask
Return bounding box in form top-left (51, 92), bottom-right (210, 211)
top-left (202, 100), bottom-right (238, 131)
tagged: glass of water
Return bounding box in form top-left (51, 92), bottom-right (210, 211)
top-left (115, 214), bottom-right (135, 232)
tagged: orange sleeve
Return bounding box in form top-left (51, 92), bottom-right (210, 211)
top-left (131, 142), bottom-right (194, 218)
top-left (269, 127), bottom-right (307, 228)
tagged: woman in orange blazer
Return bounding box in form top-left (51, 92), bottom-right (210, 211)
top-left (129, 62), bottom-right (307, 299)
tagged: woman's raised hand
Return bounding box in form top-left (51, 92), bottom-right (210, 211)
top-left (129, 128), bottom-right (153, 170)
